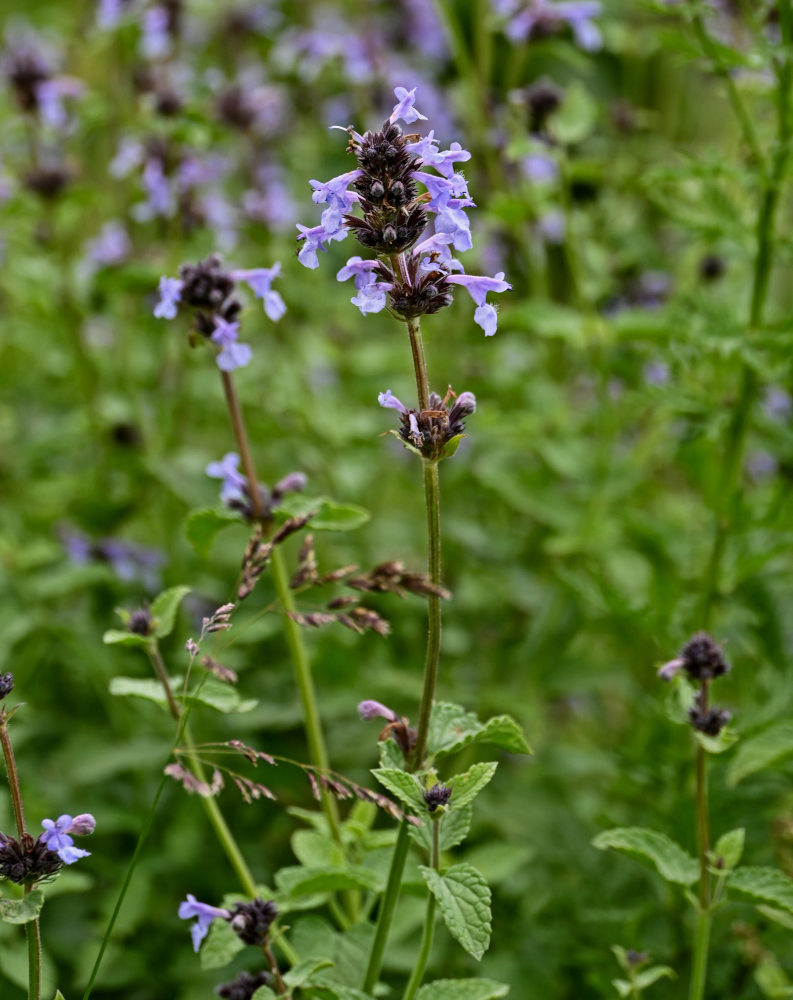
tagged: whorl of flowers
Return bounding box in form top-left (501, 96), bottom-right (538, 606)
top-left (296, 86), bottom-right (511, 337)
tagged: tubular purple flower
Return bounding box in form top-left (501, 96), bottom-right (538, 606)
top-left (658, 658), bottom-right (684, 682)
top-left (358, 699), bottom-right (398, 722)
top-left (445, 271), bottom-right (512, 336)
top-left (231, 264), bottom-right (286, 321)
top-left (337, 256), bottom-right (381, 289)
top-left (351, 281), bottom-right (390, 315)
top-left (310, 169), bottom-right (362, 206)
top-left (206, 452), bottom-right (248, 503)
top-left (389, 86), bottom-right (427, 125)
top-left (40, 815), bottom-right (92, 864)
top-left (154, 276), bottom-right (183, 319)
top-left (434, 200), bottom-right (473, 252)
top-left (178, 894), bottom-right (232, 952)
top-left (406, 133), bottom-right (471, 178)
top-left (66, 814), bottom-right (96, 836)
top-left (296, 222), bottom-right (348, 269)
top-left (211, 317), bottom-right (252, 372)
top-left (378, 390), bottom-right (407, 413)
top-left (272, 471), bottom-right (308, 497)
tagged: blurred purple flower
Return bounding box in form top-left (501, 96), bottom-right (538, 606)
top-left (86, 221), bottom-right (130, 267)
top-left (110, 137), bottom-right (143, 178)
top-left (232, 264), bottom-right (286, 321)
top-left (538, 209), bottom-right (566, 244)
top-left (747, 450), bottom-right (778, 481)
top-left (358, 699), bottom-right (398, 722)
top-left (521, 152), bottom-right (558, 182)
top-left (206, 452), bottom-right (248, 504)
top-left (496, 0), bottom-right (603, 50)
top-left (179, 895), bottom-right (232, 952)
top-left (390, 86), bottom-right (427, 125)
top-left (211, 317), bottom-right (252, 371)
top-left (154, 276), bottom-right (183, 319)
top-left (643, 360), bottom-right (670, 386)
top-left (763, 386), bottom-right (792, 422)
top-left (140, 5), bottom-right (172, 60)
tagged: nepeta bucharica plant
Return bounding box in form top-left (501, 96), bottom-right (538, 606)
top-left (0, 674), bottom-right (95, 1000)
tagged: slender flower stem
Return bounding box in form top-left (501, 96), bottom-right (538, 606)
top-left (219, 369), bottom-right (343, 845)
top-left (147, 644), bottom-right (181, 721)
top-left (0, 715), bottom-right (26, 838)
top-left (401, 817), bottom-right (440, 1000)
top-left (363, 309), bottom-right (445, 989)
top-left (25, 914), bottom-right (41, 1000)
top-left (690, 679), bottom-right (711, 1000)
top-left (263, 942), bottom-right (290, 997)
top-left (696, 0), bottom-right (793, 630)
top-left (362, 820), bottom-right (411, 993)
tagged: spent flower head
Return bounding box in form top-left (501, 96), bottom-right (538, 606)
top-left (378, 386), bottom-right (476, 461)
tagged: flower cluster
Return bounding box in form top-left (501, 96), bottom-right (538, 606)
top-left (206, 452), bottom-right (307, 521)
top-left (0, 813), bottom-right (95, 885)
top-left (658, 633), bottom-right (732, 738)
top-left (153, 255), bottom-right (285, 372)
top-left (378, 386), bottom-right (476, 462)
top-left (297, 86), bottom-right (511, 336)
top-left (179, 894), bottom-right (278, 952)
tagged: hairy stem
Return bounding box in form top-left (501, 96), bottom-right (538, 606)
top-left (25, 914), bottom-right (41, 1000)
top-left (362, 820), bottom-right (411, 993)
top-left (401, 817), bottom-right (440, 1000)
top-left (405, 318), bottom-right (430, 412)
top-left (0, 716), bottom-right (26, 838)
top-left (219, 369), bottom-right (342, 844)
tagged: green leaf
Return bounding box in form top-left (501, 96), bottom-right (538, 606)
top-left (548, 80), bottom-right (599, 145)
top-left (633, 966), bottom-right (676, 991)
top-left (416, 980), bottom-right (509, 1000)
top-left (377, 738), bottom-right (405, 769)
top-left (371, 768), bottom-right (425, 813)
top-left (449, 762), bottom-right (498, 809)
top-left (712, 828), bottom-right (745, 870)
top-left (755, 956), bottom-right (793, 998)
top-left (283, 958), bottom-right (334, 989)
top-left (0, 889), bottom-right (44, 924)
top-left (109, 676), bottom-right (175, 708)
top-left (727, 721), bottom-right (793, 786)
top-left (54, 992), bottom-right (66, 1000)
top-left (728, 867), bottom-right (793, 914)
top-left (694, 726), bottom-right (738, 755)
top-left (292, 830), bottom-right (345, 868)
top-left (150, 585), bottom-right (191, 639)
top-left (199, 916), bottom-right (244, 969)
top-left (276, 494), bottom-right (370, 531)
top-left (251, 988), bottom-right (277, 1000)
top-left (185, 507), bottom-right (241, 558)
top-left (592, 827), bottom-right (699, 886)
top-left (184, 675), bottom-right (257, 714)
top-left (102, 629), bottom-right (149, 648)
top-left (428, 702), bottom-right (531, 761)
top-left (420, 863), bottom-right (492, 961)
top-left (275, 865), bottom-right (383, 899)
top-left (410, 804), bottom-right (473, 853)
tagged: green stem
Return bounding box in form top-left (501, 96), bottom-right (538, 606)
top-left (696, 1), bottom-right (792, 629)
top-left (405, 316), bottom-right (430, 412)
top-left (401, 817), bottom-right (440, 1000)
top-left (689, 908), bottom-right (712, 1000)
top-left (361, 820), bottom-right (411, 993)
top-left (412, 461), bottom-right (442, 770)
top-left (219, 369), bottom-right (343, 846)
top-left (25, 913), bottom-right (41, 1000)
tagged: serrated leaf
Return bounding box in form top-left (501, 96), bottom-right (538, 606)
top-left (0, 889), bottom-right (44, 924)
top-left (371, 768), bottom-right (425, 813)
top-left (410, 804), bottom-right (473, 853)
top-left (199, 915), bottom-right (244, 969)
top-left (429, 703), bottom-right (530, 761)
top-left (275, 865), bottom-right (383, 898)
top-left (185, 507), bottom-right (241, 558)
top-left (592, 827), bottom-right (699, 886)
top-left (276, 494), bottom-right (370, 531)
top-left (713, 828), bottom-right (745, 870)
top-left (251, 987), bottom-right (277, 1000)
top-left (757, 905), bottom-right (793, 931)
top-left (292, 830), bottom-right (345, 868)
top-left (416, 979), bottom-right (509, 1000)
top-left (421, 863), bottom-right (492, 961)
top-left (377, 738), bottom-right (405, 769)
top-left (449, 762), bottom-right (498, 809)
top-left (727, 721), bottom-right (793, 786)
top-left (150, 585), bottom-right (191, 639)
top-left (729, 867), bottom-right (793, 914)
top-left (283, 957), bottom-right (333, 988)
top-left (54, 992), bottom-right (66, 1000)
top-left (102, 629), bottom-right (149, 648)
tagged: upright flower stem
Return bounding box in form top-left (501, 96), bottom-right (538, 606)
top-left (1, 714), bottom-right (41, 1000)
top-left (219, 370), bottom-right (343, 846)
top-left (401, 816), bottom-right (441, 1000)
top-left (696, 0), bottom-right (793, 630)
top-left (363, 304), bottom-right (445, 990)
top-left (690, 680), bottom-right (711, 1000)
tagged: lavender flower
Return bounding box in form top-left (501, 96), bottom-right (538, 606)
top-left (358, 699), bottom-right (398, 722)
top-left (206, 452), bottom-right (248, 503)
top-left (231, 265), bottom-right (286, 321)
top-left (377, 390), bottom-right (407, 413)
top-left (445, 272), bottom-right (512, 336)
top-left (40, 813), bottom-right (95, 864)
top-left (206, 452), bottom-right (306, 520)
top-left (179, 894), bottom-right (232, 952)
top-left (211, 317), bottom-right (252, 372)
top-left (496, 0), bottom-right (603, 50)
top-left (379, 388), bottom-right (477, 461)
top-left (389, 86), bottom-right (428, 125)
top-left (154, 276), bottom-right (184, 319)
top-left (140, 5), bottom-right (172, 60)
top-left (85, 221), bottom-right (131, 268)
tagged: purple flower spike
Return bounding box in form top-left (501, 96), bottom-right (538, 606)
top-left (232, 264), bottom-right (286, 321)
top-left (445, 271), bottom-right (512, 336)
top-left (390, 86), bottom-right (428, 125)
top-left (154, 276), bottom-right (183, 319)
top-left (378, 390), bottom-right (407, 413)
top-left (358, 699), bottom-right (398, 722)
top-left (178, 894), bottom-right (232, 952)
top-left (211, 318), bottom-right (252, 372)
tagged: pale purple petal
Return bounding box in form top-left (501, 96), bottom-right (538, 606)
top-left (358, 699), bottom-right (398, 722)
top-left (378, 390), bottom-right (407, 413)
top-left (389, 86), bottom-right (428, 125)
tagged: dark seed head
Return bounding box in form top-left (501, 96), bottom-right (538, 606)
top-left (216, 970), bottom-right (272, 1000)
top-left (128, 608), bottom-right (153, 637)
top-left (0, 673), bottom-right (14, 699)
top-left (423, 783), bottom-right (453, 812)
top-left (228, 898), bottom-right (278, 947)
top-left (0, 832), bottom-right (63, 885)
top-left (178, 255), bottom-right (236, 311)
top-left (680, 633), bottom-right (729, 681)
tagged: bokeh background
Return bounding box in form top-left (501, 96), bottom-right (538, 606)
top-left (1, 0), bottom-right (793, 997)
